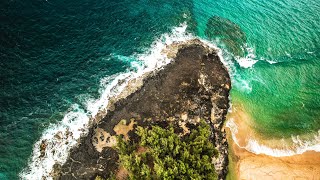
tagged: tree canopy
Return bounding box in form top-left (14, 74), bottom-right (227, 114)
top-left (116, 121), bottom-right (218, 180)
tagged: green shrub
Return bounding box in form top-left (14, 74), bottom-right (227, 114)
top-left (117, 121), bottom-right (218, 180)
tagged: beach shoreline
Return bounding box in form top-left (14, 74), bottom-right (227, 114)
top-left (226, 99), bottom-right (320, 156)
top-left (226, 102), bottom-right (320, 179)
top-left (227, 132), bottom-right (320, 179)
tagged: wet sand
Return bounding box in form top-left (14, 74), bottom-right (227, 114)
top-left (226, 102), bottom-right (320, 180)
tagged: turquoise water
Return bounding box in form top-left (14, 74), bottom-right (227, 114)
top-left (1, 0), bottom-right (319, 179)
top-left (193, 0), bottom-right (320, 138)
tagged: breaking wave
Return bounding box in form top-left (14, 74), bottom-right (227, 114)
top-left (226, 118), bottom-right (320, 157)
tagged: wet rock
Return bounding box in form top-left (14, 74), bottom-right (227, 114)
top-left (181, 112), bottom-right (188, 121)
top-left (39, 140), bottom-right (47, 158)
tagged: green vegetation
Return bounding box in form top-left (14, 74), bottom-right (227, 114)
top-left (117, 121), bottom-right (218, 180)
top-left (95, 173), bottom-right (116, 180)
top-left (95, 175), bottom-right (104, 180)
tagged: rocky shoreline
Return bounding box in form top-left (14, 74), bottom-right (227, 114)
top-left (52, 39), bottom-right (231, 179)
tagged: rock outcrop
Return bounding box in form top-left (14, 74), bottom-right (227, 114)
top-left (54, 39), bottom-right (231, 179)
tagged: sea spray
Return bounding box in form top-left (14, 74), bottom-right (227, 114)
top-left (235, 44), bottom-right (258, 68)
top-left (20, 104), bottom-right (90, 179)
top-left (212, 40), bottom-right (256, 93)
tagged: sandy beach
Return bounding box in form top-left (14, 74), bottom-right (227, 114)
top-left (226, 102), bottom-right (320, 180)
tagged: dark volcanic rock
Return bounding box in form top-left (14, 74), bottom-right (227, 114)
top-left (56, 40), bottom-right (231, 180)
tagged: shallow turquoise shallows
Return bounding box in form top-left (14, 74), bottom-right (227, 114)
top-left (1, 0), bottom-right (319, 179)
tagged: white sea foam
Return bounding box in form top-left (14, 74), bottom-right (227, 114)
top-left (245, 139), bottom-right (297, 157)
top-left (306, 51), bottom-right (315, 54)
top-left (234, 44), bottom-right (283, 67)
top-left (246, 133), bottom-right (320, 157)
top-left (226, 118), bottom-right (320, 157)
top-left (203, 40), bottom-right (256, 93)
top-left (266, 60), bottom-right (278, 64)
top-left (235, 45), bottom-right (258, 68)
top-left (19, 22), bottom-right (205, 180)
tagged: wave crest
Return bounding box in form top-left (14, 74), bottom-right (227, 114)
top-left (226, 117), bottom-right (320, 157)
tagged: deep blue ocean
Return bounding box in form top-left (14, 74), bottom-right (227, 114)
top-left (1, 0), bottom-right (319, 179)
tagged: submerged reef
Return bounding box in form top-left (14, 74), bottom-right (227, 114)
top-left (53, 39), bottom-right (231, 179)
top-left (205, 16), bottom-right (246, 57)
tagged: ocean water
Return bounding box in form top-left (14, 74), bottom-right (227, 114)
top-left (1, 0), bottom-right (319, 179)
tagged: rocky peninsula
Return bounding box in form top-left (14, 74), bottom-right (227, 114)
top-left (52, 39), bottom-right (231, 179)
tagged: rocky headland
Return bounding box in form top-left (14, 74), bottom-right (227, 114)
top-left (52, 39), bottom-right (231, 179)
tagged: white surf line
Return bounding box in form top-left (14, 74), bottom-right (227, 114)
top-left (226, 118), bottom-right (320, 157)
